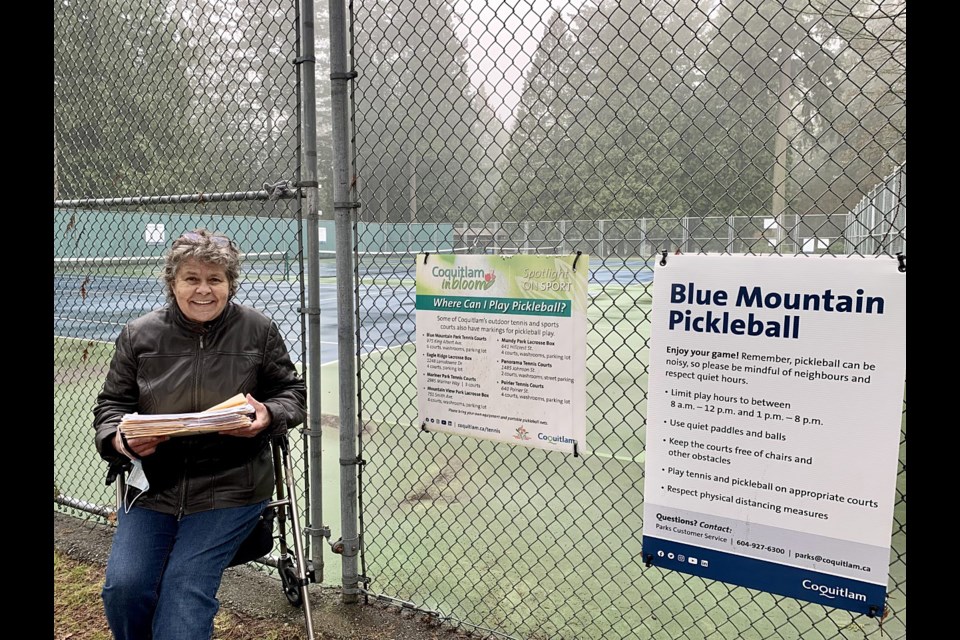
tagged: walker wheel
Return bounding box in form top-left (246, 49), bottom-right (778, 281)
top-left (278, 556), bottom-right (303, 607)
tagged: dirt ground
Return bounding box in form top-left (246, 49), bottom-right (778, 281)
top-left (54, 511), bottom-right (483, 640)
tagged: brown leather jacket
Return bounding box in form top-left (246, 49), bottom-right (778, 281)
top-left (93, 302), bottom-right (306, 517)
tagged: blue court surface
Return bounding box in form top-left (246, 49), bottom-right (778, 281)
top-left (53, 276), bottom-right (406, 365)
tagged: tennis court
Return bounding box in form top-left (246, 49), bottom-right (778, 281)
top-left (53, 254), bottom-right (440, 364)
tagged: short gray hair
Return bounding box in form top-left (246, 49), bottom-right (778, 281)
top-left (162, 229), bottom-right (242, 302)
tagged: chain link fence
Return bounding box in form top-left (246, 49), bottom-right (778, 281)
top-left (53, 0), bottom-right (906, 638)
top-left (351, 1), bottom-right (905, 639)
top-left (53, 0), bottom-right (321, 585)
top-left (845, 162), bottom-right (906, 256)
top-left (453, 211), bottom-right (852, 257)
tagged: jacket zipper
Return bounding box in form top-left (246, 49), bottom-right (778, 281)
top-left (193, 333), bottom-right (204, 412)
top-left (179, 333), bottom-right (205, 520)
top-left (177, 452), bottom-right (188, 521)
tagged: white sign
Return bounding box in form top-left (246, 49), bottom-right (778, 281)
top-left (415, 254), bottom-right (588, 453)
top-left (642, 254), bottom-right (905, 617)
top-left (145, 223), bottom-right (166, 245)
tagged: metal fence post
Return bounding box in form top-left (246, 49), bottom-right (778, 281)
top-left (300, 0), bottom-right (325, 585)
top-left (328, 0), bottom-right (360, 604)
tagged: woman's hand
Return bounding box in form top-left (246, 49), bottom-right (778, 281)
top-left (220, 393), bottom-right (272, 438)
top-left (113, 430), bottom-right (168, 459)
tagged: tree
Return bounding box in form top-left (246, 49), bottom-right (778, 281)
top-left (496, 0), bottom-right (904, 256)
top-left (313, 1), bottom-right (334, 214)
top-left (499, 0), bottom-right (743, 230)
top-left (354, 0), bottom-right (487, 225)
top-left (785, 0), bottom-right (906, 218)
top-left (168, 0), bottom-right (302, 201)
top-left (54, 0), bottom-right (213, 199)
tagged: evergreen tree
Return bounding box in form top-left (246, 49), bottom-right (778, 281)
top-left (354, 0), bottom-right (486, 225)
top-left (170, 0), bottom-right (300, 197)
top-left (499, 0), bottom-right (709, 231)
top-left (496, 0), bottom-right (903, 254)
top-left (54, 0), bottom-right (212, 198)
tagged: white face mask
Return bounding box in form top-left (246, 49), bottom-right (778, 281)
top-left (123, 460), bottom-right (150, 514)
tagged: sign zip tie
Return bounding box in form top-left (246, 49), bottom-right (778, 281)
top-left (423, 252), bottom-right (430, 264)
top-left (643, 553), bottom-right (653, 568)
top-left (421, 421), bottom-right (430, 432)
top-left (572, 250), bottom-right (583, 271)
top-left (573, 441), bottom-right (579, 457)
top-left (660, 250), bottom-right (668, 266)
top-left (896, 252), bottom-right (906, 272)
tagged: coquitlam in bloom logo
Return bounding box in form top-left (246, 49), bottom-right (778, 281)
top-left (431, 265), bottom-right (496, 290)
top-left (514, 425), bottom-right (531, 441)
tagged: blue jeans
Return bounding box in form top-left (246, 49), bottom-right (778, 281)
top-left (102, 500), bottom-right (268, 640)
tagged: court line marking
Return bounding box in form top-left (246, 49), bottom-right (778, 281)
top-left (320, 340), bottom-right (413, 368)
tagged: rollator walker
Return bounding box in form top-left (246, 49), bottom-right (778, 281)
top-left (114, 434), bottom-right (316, 639)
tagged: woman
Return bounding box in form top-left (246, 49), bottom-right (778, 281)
top-left (92, 228), bottom-right (307, 640)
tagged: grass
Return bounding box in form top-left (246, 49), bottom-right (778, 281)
top-left (53, 550), bottom-right (308, 640)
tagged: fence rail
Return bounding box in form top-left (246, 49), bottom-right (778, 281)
top-left (452, 213), bottom-right (853, 257)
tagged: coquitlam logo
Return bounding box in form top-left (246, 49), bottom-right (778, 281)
top-left (514, 425), bottom-right (531, 440)
top-left (801, 580), bottom-right (867, 603)
top-left (431, 265), bottom-right (496, 290)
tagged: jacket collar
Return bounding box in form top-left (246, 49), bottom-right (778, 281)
top-left (170, 299), bottom-right (234, 335)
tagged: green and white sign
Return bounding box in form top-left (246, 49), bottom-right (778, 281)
top-left (415, 253), bottom-right (588, 453)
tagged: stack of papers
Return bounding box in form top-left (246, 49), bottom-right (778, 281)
top-left (119, 394), bottom-right (254, 438)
